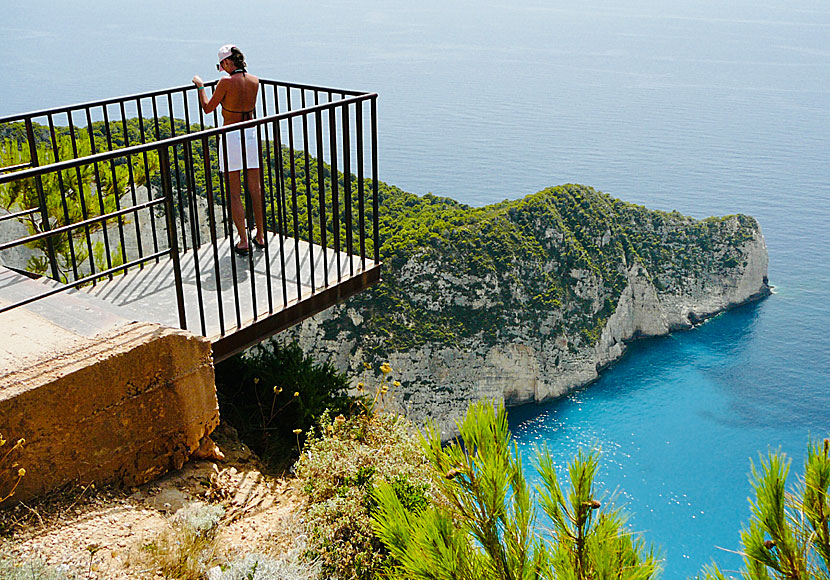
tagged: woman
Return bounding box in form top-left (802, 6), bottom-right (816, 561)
top-left (192, 44), bottom-right (265, 255)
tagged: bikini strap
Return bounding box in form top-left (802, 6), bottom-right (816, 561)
top-left (222, 106), bottom-right (255, 114)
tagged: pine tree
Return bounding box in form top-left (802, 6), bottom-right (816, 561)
top-left (700, 439), bottom-right (830, 580)
top-left (372, 401), bottom-right (660, 580)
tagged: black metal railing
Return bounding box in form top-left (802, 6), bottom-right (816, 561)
top-left (0, 80), bottom-right (380, 358)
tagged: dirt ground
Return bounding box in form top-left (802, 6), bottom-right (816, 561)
top-left (0, 423), bottom-right (304, 579)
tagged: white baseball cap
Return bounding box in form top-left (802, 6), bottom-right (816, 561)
top-left (218, 44), bottom-right (235, 62)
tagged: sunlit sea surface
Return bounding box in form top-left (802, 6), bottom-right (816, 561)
top-left (4, 1), bottom-right (829, 577)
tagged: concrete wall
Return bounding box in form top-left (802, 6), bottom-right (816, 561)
top-left (0, 268), bottom-right (219, 505)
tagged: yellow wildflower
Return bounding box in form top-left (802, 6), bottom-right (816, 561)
top-left (17, 468), bottom-right (25, 478)
top-left (293, 391), bottom-right (300, 398)
top-left (357, 382), bottom-right (365, 392)
top-left (86, 543), bottom-right (101, 554)
top-left (293, 429), bottom-right (302, 435)
top-left (380, 362), bottom-right (392, 374)
top-left (363, 362), bottom-right (372, 370)
top-left (393, 380), bottom-right (401, 388)
top-left (334, 414), bottom-right (346, 424)
top-left (381, 385), bottom-right (388, 394)
top-left (273, 386), bottom-right (283, 394)
top-left (253, 377), bottom-right (260, 384)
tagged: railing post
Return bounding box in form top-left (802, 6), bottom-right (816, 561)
top-left (159, 146), bottom-right (187, 330)
top-left (25, 118), bottom-right (61, 281)
top-left (371, 96), bottom-right (380, 263)
top-left (356, 101), bottom-right (366, 269)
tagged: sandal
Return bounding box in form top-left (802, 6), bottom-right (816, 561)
top-left (252, 237), bottom-right (266, 249)
top-left (233, 244), bottom-right (250, 256)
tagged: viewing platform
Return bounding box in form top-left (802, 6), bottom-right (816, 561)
top-left (0, 78), bottom-right (381, 361)
top-left (0, 80), bottom-right (381, 502)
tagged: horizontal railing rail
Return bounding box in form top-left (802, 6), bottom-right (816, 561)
top-left (0, 79), bottom-right (370, 125)
top-left (0, 79), bottom-right (381, 357)
top-left (0, 93), bottom-right (376, 183)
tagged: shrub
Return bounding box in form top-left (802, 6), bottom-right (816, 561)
top-left (207, 551), bottom-right (321, 580)
top-left (173, 501), bottom-right (225, 536)
top-left (215, 340), bottom-right (352, 470)
top-left (295, 409), bottom-right (432, 580)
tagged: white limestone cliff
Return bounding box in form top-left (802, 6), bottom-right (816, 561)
top-left (291, 213), bottom-right (770, 439)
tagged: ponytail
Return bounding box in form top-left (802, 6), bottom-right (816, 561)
top-left (229, 46), bottom-right (247, 71)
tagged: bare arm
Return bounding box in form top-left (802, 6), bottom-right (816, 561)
top-left (192, 76), bottom-right (228, 114)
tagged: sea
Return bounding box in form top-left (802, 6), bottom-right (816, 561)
top-left (4, 1), bottom-right (829, 577)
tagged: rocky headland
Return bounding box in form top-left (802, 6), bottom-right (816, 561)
top-left (290, 183), bottom-right (770, 437)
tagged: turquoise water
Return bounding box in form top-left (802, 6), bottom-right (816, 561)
top-left (4, 1), bottom-right (830, 576)
top-left (510, 297), bottom-right (828, 576)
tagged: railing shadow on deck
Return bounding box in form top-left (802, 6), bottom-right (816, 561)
top-left (0, 80), bottom-right (381, 361)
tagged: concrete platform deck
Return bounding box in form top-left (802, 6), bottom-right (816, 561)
top-left (1, 233), bottom-right (379, 361)
top-left (79, 232), bottom-right (380, 360)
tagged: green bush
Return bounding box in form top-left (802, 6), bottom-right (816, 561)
top-left (215, 340), bottom-right (352, 470)
top-left (295, 410), bottom-right (433, 580)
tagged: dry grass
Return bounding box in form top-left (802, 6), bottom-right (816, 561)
top-left (133, 502), bottom-right (224, 580)
top-left (0, 554), bottom-right (79, 579)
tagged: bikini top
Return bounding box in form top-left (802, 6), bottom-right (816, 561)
top-left (223, 69), bottom-right (255, 120)
top-left (222, 105), bottom-right (255, 120)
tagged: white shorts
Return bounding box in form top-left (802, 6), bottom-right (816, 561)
top-left (218, 127), bottom-right (260, 172)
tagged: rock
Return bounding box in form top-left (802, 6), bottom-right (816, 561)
top-left (191, 436), bottom-right (225, 462)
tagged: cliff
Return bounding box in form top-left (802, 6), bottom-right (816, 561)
top-left (287, 183), bottom-right (769, 437)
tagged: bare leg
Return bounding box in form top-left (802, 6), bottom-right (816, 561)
top-left (226, 171), bottom-right (248, 248)
top-left (247, 168), bottom-right (265, 245)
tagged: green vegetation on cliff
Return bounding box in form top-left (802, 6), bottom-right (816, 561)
top-left (327, 182), bottom-right (762, 353)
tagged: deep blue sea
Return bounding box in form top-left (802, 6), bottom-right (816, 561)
top-left (4, 1), bottom-right (829, 577)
